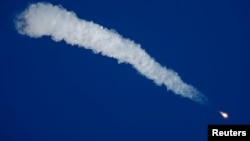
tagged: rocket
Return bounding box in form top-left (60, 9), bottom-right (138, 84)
top-left (219, 111), bottom-right (228, 119)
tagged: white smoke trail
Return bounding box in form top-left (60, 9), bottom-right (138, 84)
top-left (15, 2), bottom-right (207, 104)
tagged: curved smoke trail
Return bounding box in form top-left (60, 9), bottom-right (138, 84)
top-left (15, 2), bottom-right (207, 104)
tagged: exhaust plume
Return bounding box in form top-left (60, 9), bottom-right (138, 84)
top-left (15, 2), bottom-right (207, 104)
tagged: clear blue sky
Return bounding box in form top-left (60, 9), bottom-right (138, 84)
top-left (1, 0), bottom-right (250, 140)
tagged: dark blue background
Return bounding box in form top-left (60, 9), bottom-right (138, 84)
top-left (1, 0), bottom-right (249, 140)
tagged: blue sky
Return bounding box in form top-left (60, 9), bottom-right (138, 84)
top-left (1, 0), bottom-right (250, 141)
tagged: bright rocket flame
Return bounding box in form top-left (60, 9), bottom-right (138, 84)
top-left (219, 111), bottom-right (228, 119)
